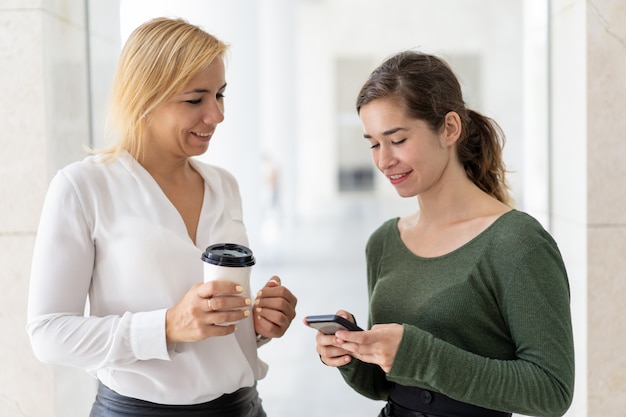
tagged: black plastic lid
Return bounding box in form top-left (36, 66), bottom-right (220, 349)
top-left (201, 243), bottom-right (256, 267)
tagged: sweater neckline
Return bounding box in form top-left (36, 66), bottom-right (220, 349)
top-left (391, 209), bottom-right (518, 261)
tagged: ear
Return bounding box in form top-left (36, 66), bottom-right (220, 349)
top-left (441, 111), bottom-right (462, 147)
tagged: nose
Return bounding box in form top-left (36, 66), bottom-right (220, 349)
top-left (203, 98), bottom-right (225, 124)
top-left (375, 144), bottom-right (396, 171)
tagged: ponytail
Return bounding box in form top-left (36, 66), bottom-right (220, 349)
top-left (458, 110), bottom-right (513, 206)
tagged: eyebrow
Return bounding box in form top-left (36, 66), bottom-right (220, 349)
top-left (363, 127), bottom-right (407, 139)
top-left (183, 82), bottom-right (228, 95)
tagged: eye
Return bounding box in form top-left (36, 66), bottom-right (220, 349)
top-left (391, 138), bottom-right (407, 145)
top-left (216, 93), bottom-right (225, 99)
top-left (369, 143), bottom-right (380, 149)
top-left (185, 98), bottom-right (202, 105)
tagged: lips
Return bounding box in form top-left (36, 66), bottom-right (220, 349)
top-left (388, 171), bottom-right (410, 184)
top-left (191, 131), bottom-right (213, 142)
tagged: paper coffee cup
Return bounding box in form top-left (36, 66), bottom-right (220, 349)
top-left (201, 243), bottom-right (256, 324)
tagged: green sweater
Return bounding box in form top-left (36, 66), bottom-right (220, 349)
top-left (338, 210), bottom-right (574, 417)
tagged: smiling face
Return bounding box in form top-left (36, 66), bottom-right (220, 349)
top-left (144, 56), bottom-right (226, 159)
top-left (360, 98), bottom-right (460, 199)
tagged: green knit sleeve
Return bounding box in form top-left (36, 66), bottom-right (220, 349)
top-left (337, 358), bottom-right (390, 400)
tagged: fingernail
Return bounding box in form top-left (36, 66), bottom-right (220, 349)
top-left (256, 307), bottom-right (262, 313)
top-left (236, 285), bottom-right (243, 292)
top-left (254, 299), bottom-right (260, 305)
top-left (256, 290), bottom-right (262, 297)
top-left (244, 310), bottom-right (250, 317)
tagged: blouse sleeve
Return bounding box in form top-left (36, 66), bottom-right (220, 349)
top-left (26, 171), bottom-right (171, 372)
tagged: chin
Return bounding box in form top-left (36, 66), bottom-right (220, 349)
top-left (395, 188), bottom-right (418, 199)
top-left (188, 145), bottom-right (210, 156)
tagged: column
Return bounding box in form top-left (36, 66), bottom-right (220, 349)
top-left (0, 1), bottom-right (87, 415)
top-left (585, 0), bottom-right (626, 415)
top-left (550, 1), bottom-right (587, 416)
top-left (0, 1), bottom-right (120, 416)
top-left (551, 0), bottom-right (626, 416)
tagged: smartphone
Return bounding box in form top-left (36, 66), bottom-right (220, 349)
top-left (305, 314), bottom-right (362, 334)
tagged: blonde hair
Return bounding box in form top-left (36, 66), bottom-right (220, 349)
top-left (98, 17), bottom-right (229, 160)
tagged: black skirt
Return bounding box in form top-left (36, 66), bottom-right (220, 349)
top-left (89, 382), bottom-right (266, 417)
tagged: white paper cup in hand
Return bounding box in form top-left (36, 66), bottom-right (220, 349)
top-left (201, 243), bottom-right (256, 325)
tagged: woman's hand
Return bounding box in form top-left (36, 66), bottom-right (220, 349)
top-left (309, 310), bottom-right (357, 367)
top-left (165, 281), bottom-right (251, 344)
top-left (253, 276), bottom-right (297, 339)
top-left (335, 323), bottom-right (404, 373)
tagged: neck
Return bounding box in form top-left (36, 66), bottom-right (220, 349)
top-left (415, 174), bottom-right (490, 227)
top-left (138, 151), bottom-right (193, 184)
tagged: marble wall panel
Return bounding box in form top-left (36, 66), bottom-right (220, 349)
top-left (0, 1), bottom-right (93, 416)
top-left (43, 0), bottom-right (86, 26)
top-left (87, 0), bottom-right (121, 149)
top-left (0, 234), bottom-right (54, 417)
top-left (0, 0), bottom-right (41, 9)
top-left (0, 8), bottom-right (53, 416)
top-left (587, 227), bottom-right (626, 415)
top-left (586, 1), bottom-right (626, 416)
top-left (587, 0), bottom-right (626, 225)
top-left (0, 10), bottom-right (48, 233)
top-left (42, 5), bottom-right (91, 177)
top-left (55, 366), bottom-right (97, 417)
top-left (1, 1), bottom-right (86, 21)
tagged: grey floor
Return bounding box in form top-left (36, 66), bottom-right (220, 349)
top-left (252, 203), bottom-right (391, 417)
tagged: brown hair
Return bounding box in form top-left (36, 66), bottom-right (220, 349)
top-left (98, 17), bottom-right (229, 160)
top-left (356, 51), bottom-right (512, 206)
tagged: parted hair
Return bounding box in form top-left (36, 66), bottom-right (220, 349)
top-left (99, 17), bottom-right (229, 160)
top-left (356, 51), bottom-right (513, 206)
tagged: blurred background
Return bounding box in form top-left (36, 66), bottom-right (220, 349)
top-left (2, 0), bottom-right (625, 416)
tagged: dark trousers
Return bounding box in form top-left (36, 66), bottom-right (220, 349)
top-left (378, 384), bottom-right (511, 417)
top-left (89, 382), bottom-right (266, 417)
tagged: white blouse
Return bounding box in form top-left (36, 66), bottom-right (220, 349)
top-left (27, 152), bottom-right (268, 405)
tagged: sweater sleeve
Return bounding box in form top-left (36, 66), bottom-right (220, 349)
top-left (338, 358), bottom-right (390, 400)
top-left (386, 230), bottom-right (574, 417)
top-left (26, 170), bottom-right (171, 371)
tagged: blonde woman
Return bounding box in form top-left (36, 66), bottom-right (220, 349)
top-left (27, 17), bottom-right (297, 417)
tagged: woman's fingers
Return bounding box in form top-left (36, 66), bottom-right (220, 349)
top-left (166, 281), bottom-right (252, 343)
top-left (316, 334), bottom-right (353, 367)
top-left (205, 294), bottom-right (251, 312)
top-left (253, 279), bottom-right (297, 338)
